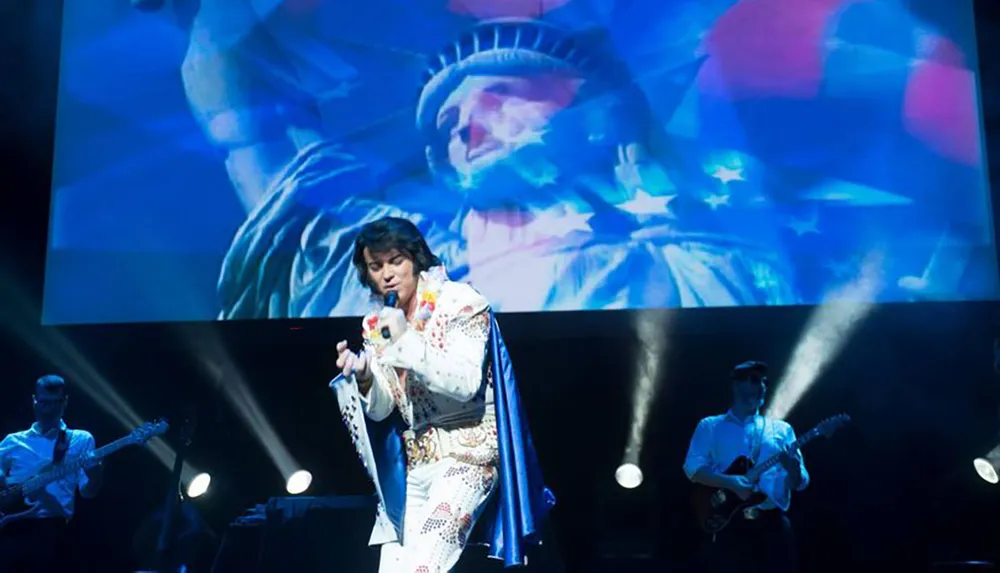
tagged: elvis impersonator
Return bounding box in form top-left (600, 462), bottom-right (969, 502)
top-left (331, 216), bottom-right (554, 572)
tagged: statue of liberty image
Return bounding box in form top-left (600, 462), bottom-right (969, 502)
top-left (176, 2), bottom-right (798, 318)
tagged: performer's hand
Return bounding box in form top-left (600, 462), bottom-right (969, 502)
top-left (726, 475), bottom-right (755, 500)
top-left (336, 341), bottom-right (372, 385)
top-left (377, 307), bottom-right (408, 342)
top-left (25, 488), bottom-right (62, 516)
top-left (82, 452), bottom-right (104, 477)
top-left (778, 443), bottom-right (801, 473)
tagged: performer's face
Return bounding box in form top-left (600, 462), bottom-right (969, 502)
top-left (732, 379), bottom-right (765, 412)
top-left (436, 73), bottom-right (583, 185)
top-left (363, 248), bottom-right (418, 307)
top-left (33, 391), bottom-right (67, 424)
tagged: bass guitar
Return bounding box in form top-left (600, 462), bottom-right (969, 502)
top-left (0, 420), bottom-right (168, 529)
top-left (692, 413), bottom-right (849, 534)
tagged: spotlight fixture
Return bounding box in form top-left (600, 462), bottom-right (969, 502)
top-left (615, 463), bottom-right (643, 489)
top-left (286, 470), bottom-right (313, 494)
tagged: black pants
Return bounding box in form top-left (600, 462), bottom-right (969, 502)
top-left (700, 511), bottom-right (796, 573)
top-left (0, 517), bottom-right (69, 573)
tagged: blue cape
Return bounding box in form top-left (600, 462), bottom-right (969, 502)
top-left (365, 313), bottom-right (555, 567)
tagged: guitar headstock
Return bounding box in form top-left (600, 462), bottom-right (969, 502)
top-left (127, 419), bottom-right (170, 445)
top-left (815, 414), bottom-right (850, 438)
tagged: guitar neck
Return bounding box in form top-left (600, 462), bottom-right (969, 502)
top-left (747, 425), bottom-right (821, 481)
top-left (24, 436), bottom-right (131, 490)
top-left (0, 421), bottom-right (167, 505)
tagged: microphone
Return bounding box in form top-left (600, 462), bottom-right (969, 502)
top-left (381, 291), bottom-right (398, 339)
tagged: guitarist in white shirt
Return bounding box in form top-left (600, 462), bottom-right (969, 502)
top-left (0, 375), bottom-right (104, 572)
top-left (683, 361), bottom-right (808, 573)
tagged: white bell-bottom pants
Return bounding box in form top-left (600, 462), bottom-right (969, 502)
top-left (377, 457), bottom-right (497, 573)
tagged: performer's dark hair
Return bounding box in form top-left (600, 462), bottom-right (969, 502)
top-left (35, 374), bottom-right (67, 395)
top-left (352, 217), bottom-right (442, 291)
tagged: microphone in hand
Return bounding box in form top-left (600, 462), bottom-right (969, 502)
top-left (381, 291), bottom-right (399, 339)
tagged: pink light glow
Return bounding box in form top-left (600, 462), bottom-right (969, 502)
top-left (697, 0), bottom-right (855, 99)
top-left (903, 36), bottom-right (981, 167)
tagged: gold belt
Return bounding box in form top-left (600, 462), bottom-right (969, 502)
top-left (402, 414), bottom-right (498, 470)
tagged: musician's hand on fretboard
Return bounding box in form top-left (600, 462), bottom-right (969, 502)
top-left (81, 452), bottom-right (102, 470)
top-left (777, 444), bottom-right (802, 473)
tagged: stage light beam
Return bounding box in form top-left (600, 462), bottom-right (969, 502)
top-left (184, 327), bottom-right (304, 488)
top-left (619, 310), bottom-right (670, 482)
top-left (0, 274), bottom-right (199, 482)
top-left (767, 251), bottom-right (884, 420)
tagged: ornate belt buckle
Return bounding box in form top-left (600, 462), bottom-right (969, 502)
top-left (743, 507), bottom-right (759, 520)
top-left (404, 428), bottom-right (439, 469)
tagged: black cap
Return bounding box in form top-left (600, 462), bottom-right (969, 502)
top-left (731, 361), bottom-right (768, 383)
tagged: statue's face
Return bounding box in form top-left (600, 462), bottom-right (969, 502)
top-left (435, 72), bottom-right (584, 189)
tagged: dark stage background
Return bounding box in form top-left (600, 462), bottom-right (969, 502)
top-left (3, 1), bottom-right (1000, 572)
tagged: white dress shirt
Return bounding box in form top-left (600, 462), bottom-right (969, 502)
top-left (683, 410), bottom-right (809, 511)
top-left (0, 421), bottom-right (96, 519)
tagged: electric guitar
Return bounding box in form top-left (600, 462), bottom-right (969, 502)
top-left (692, 413), bottom-right (850, 534)
top-left (0, 420), bottom-right (169, 529)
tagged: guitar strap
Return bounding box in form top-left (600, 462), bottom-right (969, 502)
top-left (749, 416), bottom-right (764, 464)
top-left (52, 429), bottom-right (69, 464)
